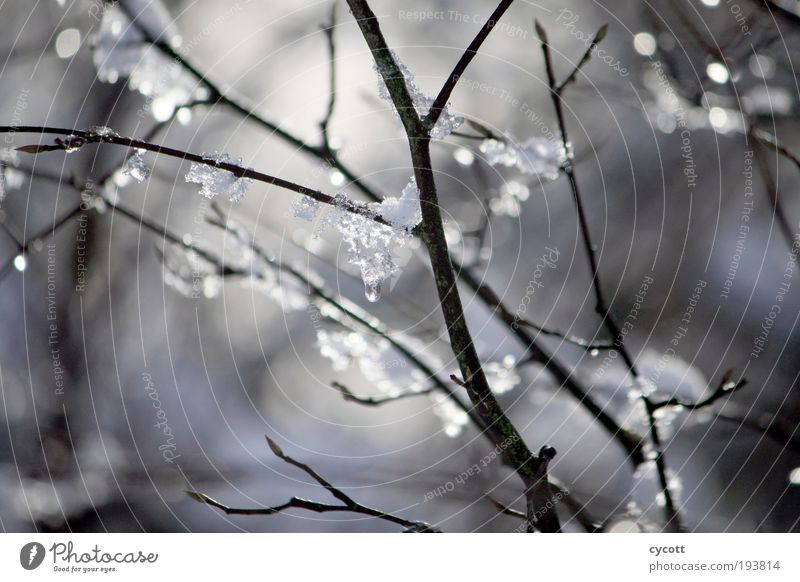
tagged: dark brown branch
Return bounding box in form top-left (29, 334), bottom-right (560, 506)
top-left (187, 437), bottom-right (439, 532)
top-left (4, 125), bottom-right (389, 226)
top-left (423, 0), bottom-right (516, 130)
top-left (319, 0), bottom-right (339, 148)
top-left (348, 0), bottom-right (560, 533)
top-left (535, 21), bottom-right (681, 530)
top-left (650, 369), bottom-right (747, 411)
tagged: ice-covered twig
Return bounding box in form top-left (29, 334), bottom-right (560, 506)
top-left (5, 125), bottom-right (389, 225)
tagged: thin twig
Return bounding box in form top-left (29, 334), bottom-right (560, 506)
top-left (331, 381), bottom-right (436, 405)
top-left (535, 20), bottom-right (681, 530)
top-left (424, 0), bottom-right (516, 129)
top-left (4, 125), bottom-right (390, 226)
top-left (187, 437), bottom-right (439, 532)
top-left (650, 369), bottom-right (747, 411)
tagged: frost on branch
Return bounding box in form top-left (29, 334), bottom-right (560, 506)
top-left (91, 2), bottom-right (209, 121)
top-left (480, 134), bottom-right (566, 180)
top-left (123, 149), bottom-right (150, 183)
top-left (374, 51), bottom-right (463, 140)
top-left (185, 153), bottom-right (251, 202)
top-left (316, 178), bottom-right (421, 303)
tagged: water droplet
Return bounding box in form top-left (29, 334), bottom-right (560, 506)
top-left (590, 348), bottom-right (600, 357)
top-left (365, 281), bottom-right (381, 303)
top-left (329, 170), bottom-right (345, 187)
top-left (13, 254), bottom-right (27, 272)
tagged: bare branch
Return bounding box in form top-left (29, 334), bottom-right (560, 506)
top-left (536, 21), bottom-right (681, 530)
top-left (331, 381), bottom-right (436, 406)
top-left (187, 437), bottom-right (439, 532)
top-left (424, 0), bottom-right (516, 130)
top-left (651, 370), bottom-right (747, 411)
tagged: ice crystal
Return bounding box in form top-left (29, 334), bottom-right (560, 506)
top-left (322, 178), bottom-right (421, 302)
top-left (185, 153), bottom-right (251, 202)
top-left (480, 134), bottom-right (565, 179)
top-left (374, 51), bottom-right (463, 140)
top-left (209, 210), bottom-right (311, 312)
top-left (123, 148), bottom-right (150, 183)
top-left (92, 3), bottom-right (208, 121)
top-left (85, 125), bottom-right (119, 138)
top-left (291, 196), bottom-right (321, 222)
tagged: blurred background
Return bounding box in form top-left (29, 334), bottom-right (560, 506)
top-left (0, 0), bottom-right (799, 532)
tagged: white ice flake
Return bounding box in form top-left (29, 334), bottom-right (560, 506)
top-left (375, 177), bottom-right (421, 229)
top-left (374, 51), bottom-right (463, 140)
top-left (123, 148), bottom-right (150, 183)
top-left (322, 178), bottom-right (421, 302)
top-left (291, 196), bottom-right (321, 222)
top-left (489, 181), bottom-right (530, 217)
top-left (185, 153), bottom-right (251, 202)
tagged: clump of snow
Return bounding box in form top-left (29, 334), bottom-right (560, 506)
top-left (291, 196), bottom-right (321, 222)
top-left (317, 178), bottom-right (421, 302)
top-left (185, 153), bottom-right (251, 202)
top-left (374, 51), bottom-right (463, 140)
top-left (123, 149), bottom-right (150, 183)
